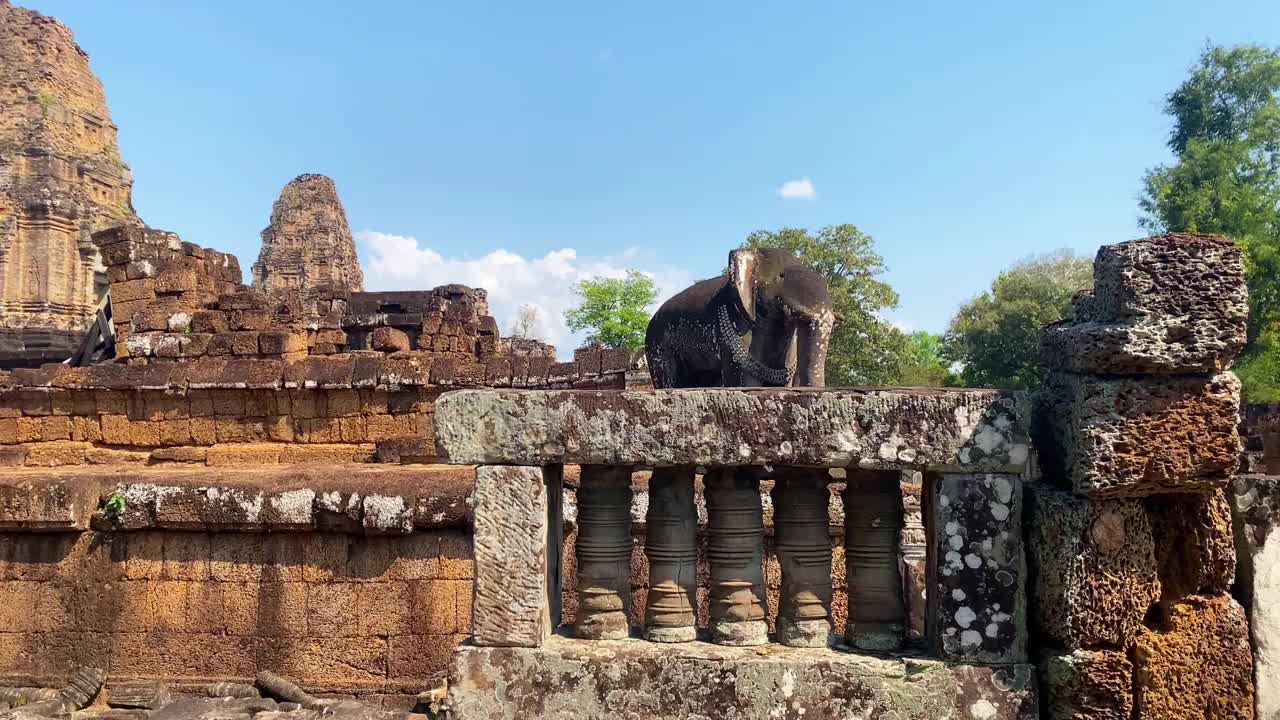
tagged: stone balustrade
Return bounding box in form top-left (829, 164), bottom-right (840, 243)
top-left (435, 387), bottom-right (1039, 719)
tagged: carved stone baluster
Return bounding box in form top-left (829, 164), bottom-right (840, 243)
top-left (844, 470), bottom-right (905, 650)
top-left (575, 465), bottom-right (634, 640)
top-left (705, 467), bottom-right (768, 645)
top-left (771, 468), bottom-right (833, 647)
top-left (644, 466), bottom-right (699, 642)
top-left (899, 470), bottom-right (928, 644)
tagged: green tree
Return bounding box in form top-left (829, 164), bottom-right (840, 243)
top-left (943, 251), bottom-right (1093, 390)
top-left (564, 270), bottom-right (658, 350)
top-left (742, 224), bottom-right (908, 385)
top-left (1140, 43), bottom-right (1280, 399)
top-left (897, 331), bottom-right (956, 387)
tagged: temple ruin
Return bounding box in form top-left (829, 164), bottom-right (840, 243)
top-left (252, 174), bottom-right (364, 295)
top-left (0, 0), bottom-right (140, 367)
top-left (0, 230), bottom-right (1276, 720)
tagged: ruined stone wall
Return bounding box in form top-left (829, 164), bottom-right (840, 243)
top-left (0, 465), bottom-right (473, 704)
top-left (1032, 233), bottom-right (1256, 720)
top-left (0, 0), bottom-right (139, 339)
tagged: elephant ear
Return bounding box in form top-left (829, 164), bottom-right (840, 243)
top-left (727, 248), bottom-right (759, 322)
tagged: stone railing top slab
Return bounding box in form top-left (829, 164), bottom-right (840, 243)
top-left (433, 387), bottom-right (1031, 471)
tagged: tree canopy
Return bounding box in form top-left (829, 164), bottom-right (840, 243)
top-left (742, 225), bottom-right (908, 385)
top-left (897, 331), bottom-right (956, 387)
top-left (1140, 43), bottom-right (1280, 399)
top-left (563, 271), bottom-right (658, 351)
top-left (943, 250), bottom-right (1093, 390)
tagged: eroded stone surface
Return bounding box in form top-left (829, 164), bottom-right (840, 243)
top-left (1039, 649), bottom-right (1133, 720)
top-left (1026, 487), bottom-right (1158, 649)
top-left (434, 387), bottom-right (1031, 471)
top-left (447, 637), bottom-right (1037, 720)
top-left (1232, 474), bottom-right (1280, 720)
top-left (471, 465), bottom-right (555, 647)
top-left (1133, 594), bottom-right (1255, 720)
top-left (1041, 234), bottom-right (1247, 374)
top-left (931, 473), bottom-right (1025, 663)
top-left (1034, 371), bottom-right (1240, 496)
top-left (1146, 489), bottom-right (1236, 602)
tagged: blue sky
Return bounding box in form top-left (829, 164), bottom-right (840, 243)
top-left (27, 0), bottom-right (1280, 350)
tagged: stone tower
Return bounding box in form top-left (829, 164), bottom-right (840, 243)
top-left (0, 0), bottom-right (140, 340)
top-left (252, 174), bottom-right (364, 294)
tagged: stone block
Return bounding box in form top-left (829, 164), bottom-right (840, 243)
top-left (1146, 490), bottom-right (1236, 602)
top-left (447, 638), bottom-right (1037, 720)
top-left (435, 388), bottom-right (1031, 471)
top-left (1034, 371), bottom-right (1240, 496)
top-left (191, 310), bottom-right (229, 334)
top-left (260, 331), bottom-right (307, 355)
top-left (1231, 474), bottom-right (1280, 720)
top-left (1026, 487), bottom-right (1159, 649)
top-left (471, 465), bottom-right (558, 647)
top-left (1133, 595), bottom-right (1255, 720)
top-left (1041, 235), bottom-right (1247, 375)
top-left (371, 327), bottom-right (411, 353)
top-left (931, 473), bottom-right (1025, 662)
top-left (1039, 649), bottom-right (1133, 720)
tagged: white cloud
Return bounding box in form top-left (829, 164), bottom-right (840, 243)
top-left (356, 230), bottom-right (696, 359)
top-left (777, 177), bottom-right (816, 200)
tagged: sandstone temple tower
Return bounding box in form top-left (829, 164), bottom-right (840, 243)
top-left (252, 173), bottom-right (364, 294)
top-left (0, 0), bottom-right (141, 363)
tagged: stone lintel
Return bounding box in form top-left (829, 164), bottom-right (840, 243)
top-left (0, 464), bottom-right (474, 533)
top-left (433, 388), bottom-right (1031, 471)
top-left (447, 638), bottom-right (1037, 719)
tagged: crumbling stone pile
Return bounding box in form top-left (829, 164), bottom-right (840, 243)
top-left (1031, 233), bottom-right (1256, 720)
top-left (0, 668), bottom-right (438, 720)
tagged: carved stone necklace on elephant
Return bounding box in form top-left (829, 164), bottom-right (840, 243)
top-left (645, 247), bottom-right (835, 390)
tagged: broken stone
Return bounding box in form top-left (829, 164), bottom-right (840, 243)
top-left (106, 681), bottom-right (170, 710)
top-left (931, 473), bottom-right (1025, 663)
top-left (1026, 487), bottom-right (1159, 649)
top-left (1034, 371), bottom-right (1240, 496)
top-left (472, 465), bottom-right (559, 647)
top-left (1041, 234), bottom-right (1247, 374)
top-left (1133, 594), bottom-right (1255, 720)
top-left (1038, 649), bottom-right (1133, 720)
top-left (370, 327), bottom-right (410, 353)
top-left (434, 388), bottom-right (1031, 471)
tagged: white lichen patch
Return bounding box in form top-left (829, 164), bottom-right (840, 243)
top-left (269, 489), bottom-right (315, 525)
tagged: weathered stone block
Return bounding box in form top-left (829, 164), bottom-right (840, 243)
top-left (448, 638), bottom-right (1037, 720)
top-left (471, 464), bottom-right (560, 647)
top-left (1027, 487), bottom-right (1159, 649)
top-left (1133, 594), bottom-right (1255, 720)
top-left (931, 473), bottom-right (1025, 662)
top-left (1231, 474), bottom-right (1280, 720)
top-left (1034, 371), bottom-right (1240, 496)
top-left (1146, 490), bottom-right (1236, 602)
top-left (1039, 649), bottom-right (1133, 720)
top-left (371, 327), bottom-right (411, 353)
top-left (1042, 234), bottom-right (1247, 374)
top-left (435, 388), bottom-right (1030, 471)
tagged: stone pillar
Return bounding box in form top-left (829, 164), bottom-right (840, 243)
top-left (844, 470), bottom-right (904, 650)
top-left (471, 464), bottom-right (561, 647)
top-left (899, 470), bottom-right (928, 644)
top-left (644, 466), bottom-right (698, 642)
top-left (1231, 474), bottom-right (1280, 720)
top-left (574, 465), bottom-right (634, 640)
top-left (771, 468), bottom-right (832, 647)
top-left (705, 467), bottom-right (768, 645)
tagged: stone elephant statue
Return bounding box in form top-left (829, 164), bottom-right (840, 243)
top-left (645, 247), bottom-right (835, 388)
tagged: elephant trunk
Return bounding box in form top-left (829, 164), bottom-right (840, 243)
top-left (791, 310), bottom-right (833, 388)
